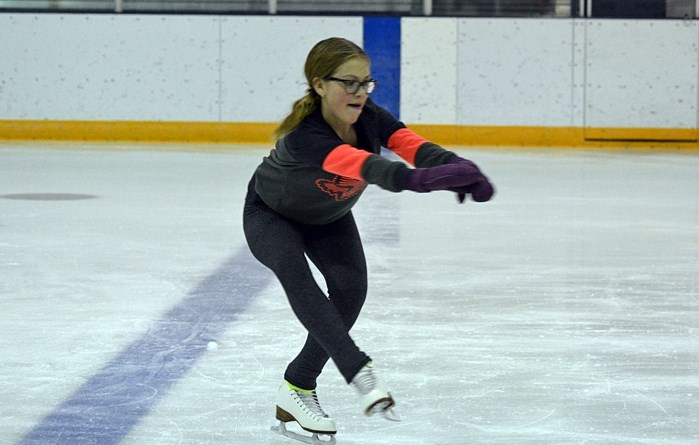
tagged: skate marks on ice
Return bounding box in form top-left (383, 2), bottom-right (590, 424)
top-left (4, 147), bottom-right (698, 444)
top-left (17, 248), bottom-right (273, 445)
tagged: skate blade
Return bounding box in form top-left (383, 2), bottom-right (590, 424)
top-left (271, 422), bottom-right (337, 445)
top-left (380, 407), bottom-right (401, 422)
top-left (367, 398), bottom-right (401, 422)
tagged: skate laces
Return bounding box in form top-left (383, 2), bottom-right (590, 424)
top-left (293, 388), bottom-right (330, 420)
top-left (351, 364), bottom-right (378, 395)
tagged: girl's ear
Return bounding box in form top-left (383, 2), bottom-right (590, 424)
top-left (311, 77), bottom-right (325, 98)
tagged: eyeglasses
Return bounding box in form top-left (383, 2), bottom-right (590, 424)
top-left (324, 77), bottom-right (377, 94)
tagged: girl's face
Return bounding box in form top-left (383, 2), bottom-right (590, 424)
top-left (313, 57), bottom-right (372, 134)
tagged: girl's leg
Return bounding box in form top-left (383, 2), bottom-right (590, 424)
top-left (243, 203), bottom-right (369, 388)
top-left (285, 211), bottom-right (370, 388)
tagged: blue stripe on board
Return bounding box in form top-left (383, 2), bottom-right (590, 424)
top-left (18, 248), bottom-right (272, 445)
top-left (363, 17), bottom-right (401, 120)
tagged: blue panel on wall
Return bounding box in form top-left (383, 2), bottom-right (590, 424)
top-left (363, 17), bottom-right (401, 120)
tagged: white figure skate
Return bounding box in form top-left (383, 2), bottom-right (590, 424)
top-left (270, 381), bottom-right (337, 444)
top-left (350, 362), bottom-right (400, 421)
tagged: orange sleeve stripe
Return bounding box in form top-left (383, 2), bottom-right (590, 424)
top-left (387, 128), bottom-right (429, 166)
top-left (322, 144), bottom-right (372, 180)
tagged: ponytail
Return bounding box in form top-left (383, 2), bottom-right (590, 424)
top-left (273, 89), bottom-right (319, 141)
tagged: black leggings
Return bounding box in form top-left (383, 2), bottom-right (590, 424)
top-left (243, 199), bottom-right (371, 389)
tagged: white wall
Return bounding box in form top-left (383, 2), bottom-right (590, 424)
top-left (583, 20), bottom-right (698, 130)
top-left (400, 17), bottom-right (698, 130)
top-left (1, 14), bottom-right (221, 121)
top-left (1, 14), bottom-right (697, 131)
top-left (219, 16), bottom-right (362, 123)
top-left (0, 14), bottom-right (362, 122)
top-left (401, 18), bottom-right (581, 126)
top-left (456, 18), bottom-right (577, 127)
top-left (401, 18), bottom-right (458, 124)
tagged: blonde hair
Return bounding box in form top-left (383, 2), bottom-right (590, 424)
top-left (273, 37), bottom-right (370, 141)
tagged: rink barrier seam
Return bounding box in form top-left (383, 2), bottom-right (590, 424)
top-left (0, 120), bottom-right (698, 150)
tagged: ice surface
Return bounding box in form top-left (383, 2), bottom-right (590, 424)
top-left (1, 143), bottom-right (697, 444)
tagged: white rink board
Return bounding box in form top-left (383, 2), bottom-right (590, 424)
top-left (584, 19), bottom-right (699, 129)
top-left (219, 16), bottom-right (363, 123)
top-left (400, 18), bottom-right (458, 124)
top-left (0, 14), bottom-right (221, 121)
top-left (0, 14), bottom-right (362, 122)
top-left (0, 14), bottom-right (697, 129)
top-left (456, 19), bottom-right (577, 127)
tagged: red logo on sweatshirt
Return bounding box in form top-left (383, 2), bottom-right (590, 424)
top-left (315, 176), bottom-right (366, 201)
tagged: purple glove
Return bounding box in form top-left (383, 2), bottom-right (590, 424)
top-left (452, 179), bottom-right (495, 203)
top-left (446, 156), bottom-right (482, 173)
top-left (446, 157), bottom-right (495, 203)
top-left (405, 162), bottom-right (482, 193)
